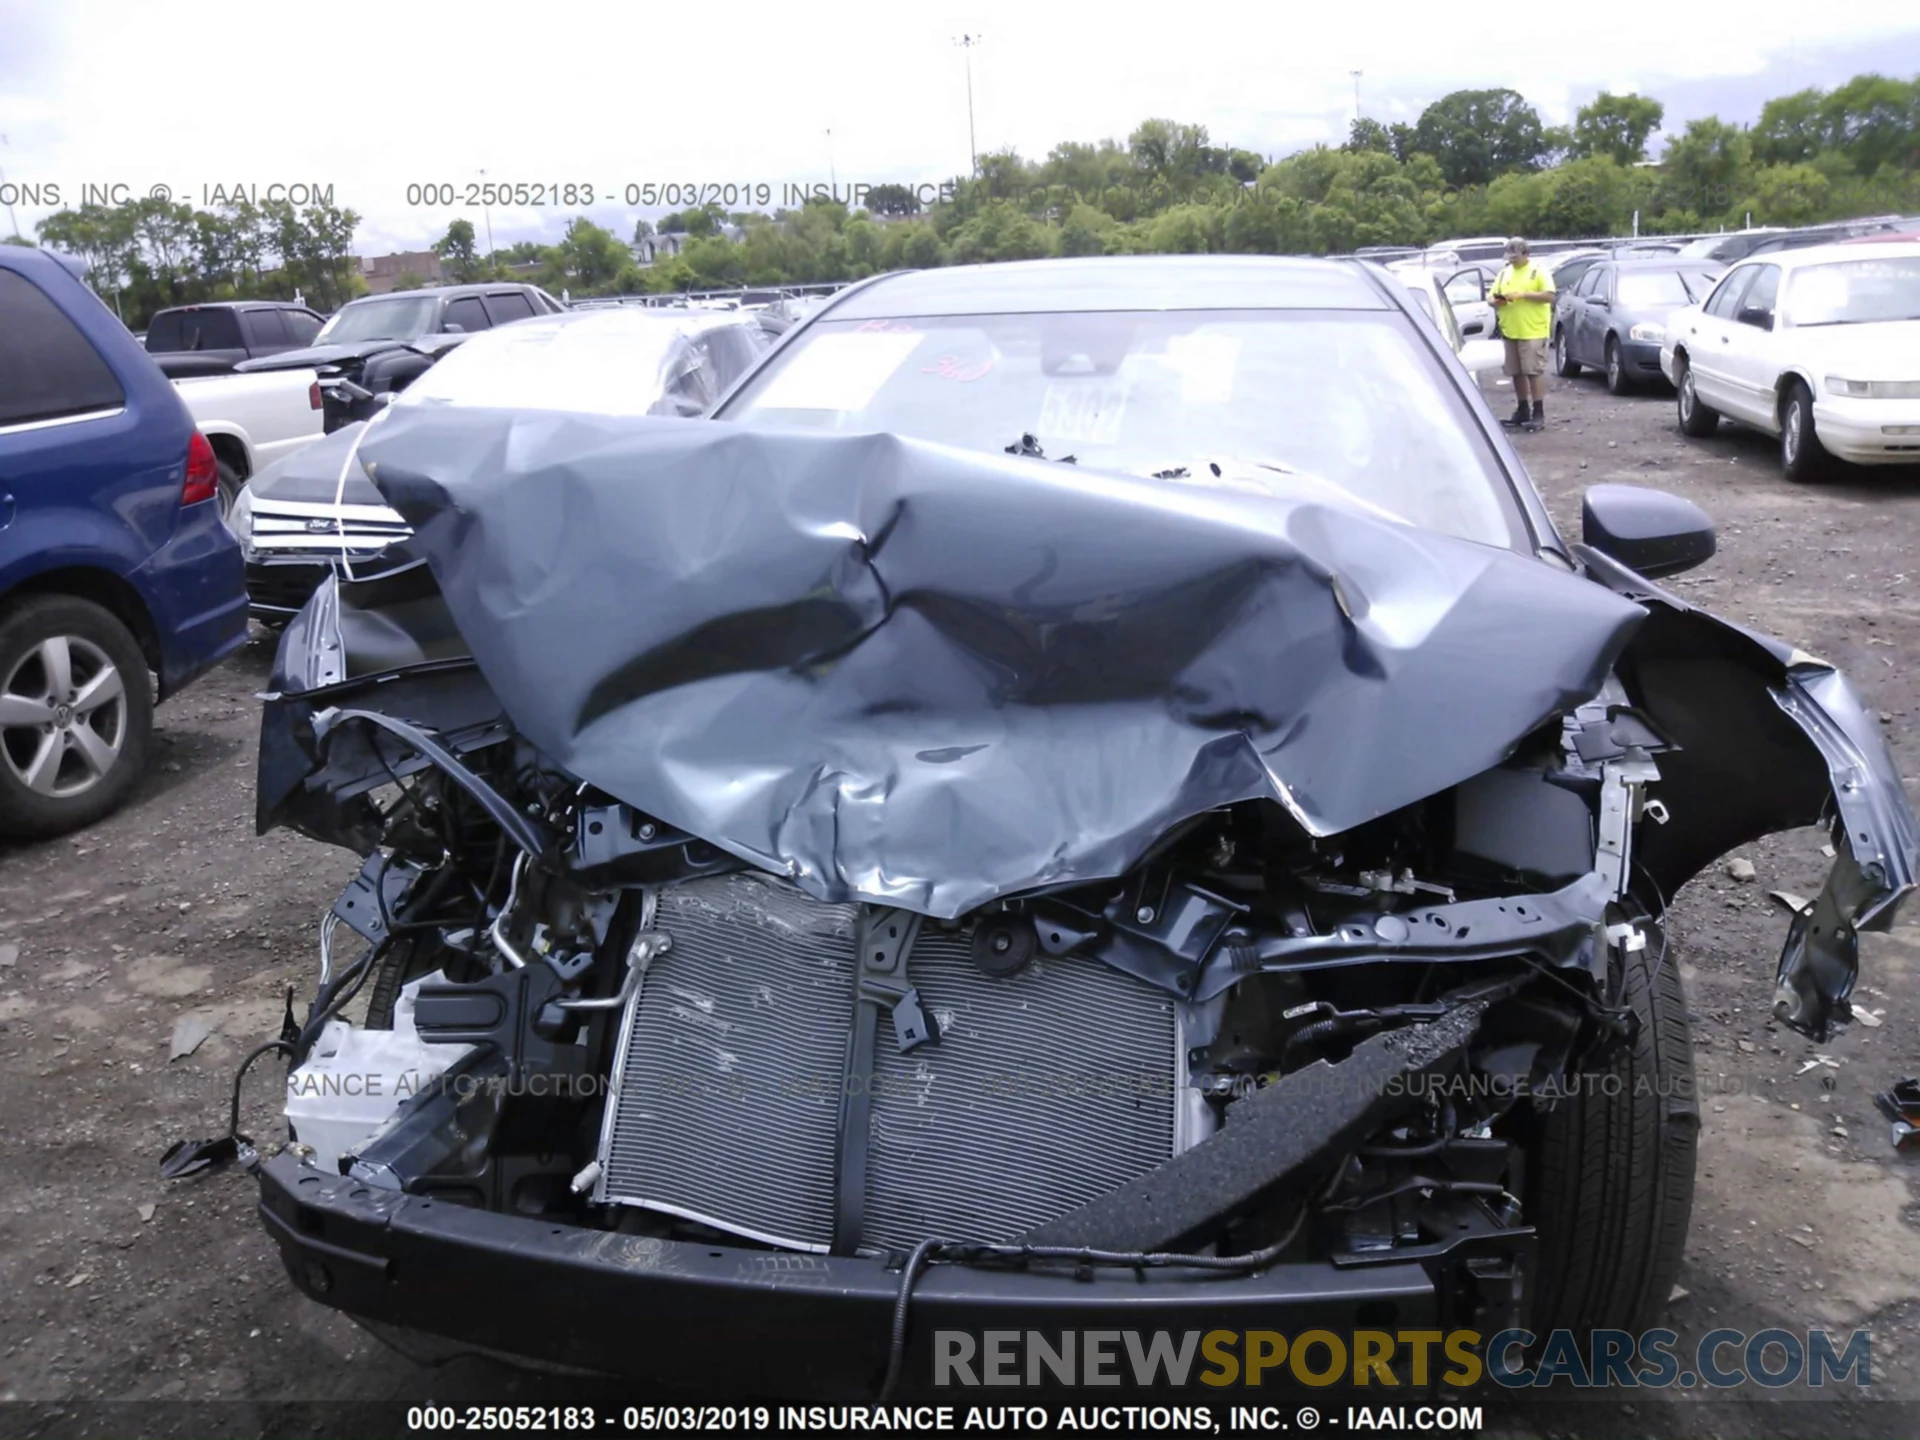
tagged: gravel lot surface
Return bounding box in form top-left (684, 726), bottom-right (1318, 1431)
top-left (3, 372), bottom-right (1920, 1436)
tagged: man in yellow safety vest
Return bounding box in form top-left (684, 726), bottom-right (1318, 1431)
top-left (1489, 236), bottom-right (1557, 432)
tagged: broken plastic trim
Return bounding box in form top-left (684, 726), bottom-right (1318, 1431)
top-left (309, 707), bottom-right (551, 858)
top-left (1770, 673), bottom-right (1919, 1039)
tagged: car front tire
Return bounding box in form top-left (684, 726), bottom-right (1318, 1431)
top-left (1780, 380), bottom-right (1834, 483)
top-left (0, 595), bottom-right (154, 840)
top-left (1554, 328), bottom-right (1581, 378)
top-left (1675, 356), bottom-right (1719, 437)
top-left (1528, 910), bottom-right (1697, 1337)
top-left (1605, 336), bottom-right (1634, 395)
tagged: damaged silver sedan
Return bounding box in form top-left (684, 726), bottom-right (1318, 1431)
top-left (210, 257), bottom-right (1917, 1397)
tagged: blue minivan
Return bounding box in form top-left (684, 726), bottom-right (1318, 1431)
top-left (0, 246), bottom-right (248, 838)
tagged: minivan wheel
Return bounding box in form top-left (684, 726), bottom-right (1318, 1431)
top-left (1554, 329), bottom-right (1581, 378)
top-left (0, 595), bottom-right (154, 840)
top-left (1527, 911), bottom-right (1697, 1336)
top-left (1676, 358), bottom-right (1719, 437)
top-left (1780, 381), bottom-right (1834, 483)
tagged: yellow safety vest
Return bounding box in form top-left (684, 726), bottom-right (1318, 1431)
top-left (1491, 262), bottom-right (1555, 340)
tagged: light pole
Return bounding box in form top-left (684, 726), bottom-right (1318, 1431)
top-left (478, 167), bottom-right (496, 264)
top-left (1350, 70), bottom-right (1363, 124)
top-left (827, 129), bottom-right (836, 198)
top-left (954, 35), bottom-right (983, 177)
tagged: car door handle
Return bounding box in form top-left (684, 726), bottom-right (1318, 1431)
top-left (1720, 336), bottom-right (1730, 343)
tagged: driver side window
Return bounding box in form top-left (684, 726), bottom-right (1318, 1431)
top-left (1737, 265), bottom-right (1781, 326)
top-left (1704, 268), bottom-right (1756, 320)
top-left (442, 297), bottom-right (490, 334)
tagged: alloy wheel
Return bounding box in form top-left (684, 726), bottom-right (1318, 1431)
top-left (1785, 404), bottom-right (1802, 462)
top-left (0, 635), bottom-right (128, 799)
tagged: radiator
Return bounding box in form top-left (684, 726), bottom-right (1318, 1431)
top-left (596, 873), bottom-right (1177, 1253)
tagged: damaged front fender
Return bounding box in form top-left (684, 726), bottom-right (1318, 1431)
top-left (1583, 546), bottom-right (1919, 1038)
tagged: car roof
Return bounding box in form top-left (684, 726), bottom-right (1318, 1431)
top-left (151, 299), bottom-right (313, 312)
top-left (456, 306), bottom-right (764, 341)
top-left (826, 256), bottom-right (1392, 319)
top-left (0, 245), bottom-right (90, 284)
top-left (342, 282), bottom-right (540, 305)
top-left (1597, 255), bottom-right (1722, 268)
top-left (1729, 240), bottom-right (1920, 269)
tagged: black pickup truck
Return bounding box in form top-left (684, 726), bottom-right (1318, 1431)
top-left (143, 301), bottom-right (327, 378)
top-left (235, 282), bottom-right (567, 431)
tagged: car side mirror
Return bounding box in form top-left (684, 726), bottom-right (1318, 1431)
top-left (1582, 484), bottom-right (1716, 579)
top-left (440, 322), bottom-right (465, 334)
top-left (1737, 306), bottom-right (1773, 331)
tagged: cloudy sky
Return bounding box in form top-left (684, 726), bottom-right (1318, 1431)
top-left (2, 0), bottom-right (1917, 255)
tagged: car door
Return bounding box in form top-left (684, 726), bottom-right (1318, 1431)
top-left (242, 308), bottom-right (290, 356)
top-left (1591, 265), bottom-right (1623, 365)
top-left (1443, 268), bottom-right (1493, 341)
top-left (482, 291), bottom-right (537, 327)
top-left (1569, 267), bottom-right (1604, 363)
top-left (1716, 264), bottom-right (1784, 428)
top-left (1683, 265), bottom-right (1756, 411)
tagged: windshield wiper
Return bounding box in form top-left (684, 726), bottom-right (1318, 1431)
top-left (1004, 433), bottom-right (1076, 464)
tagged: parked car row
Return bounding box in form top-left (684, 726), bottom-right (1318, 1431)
top-left (1676, 214), bottom-right (1920, 265)
top-left (228, 304), bottom-right (784, 622)
top-left (0, 262), bottom-right (769, 837)
top-left (236, 282), bottom-right (567, 431)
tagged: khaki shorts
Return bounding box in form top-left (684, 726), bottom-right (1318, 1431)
top-left (1504, 337), bottom-right (1548, 377)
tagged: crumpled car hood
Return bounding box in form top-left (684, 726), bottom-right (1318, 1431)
top-left (347, 408), bottom-right (1646, 918)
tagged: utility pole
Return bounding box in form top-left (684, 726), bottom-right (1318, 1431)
top-left (827, 129), bottom-right (836, 197)
top-left (955, 35), bottom-right (983, 177)
top-left (1350, 70), bottom-right (1363, 124)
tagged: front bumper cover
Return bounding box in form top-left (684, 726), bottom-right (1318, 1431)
top-left (257, 1153), bottom-right (1515, 1398)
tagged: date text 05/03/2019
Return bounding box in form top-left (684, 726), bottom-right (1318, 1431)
top-left (401, 181), bottom-right (962, 210)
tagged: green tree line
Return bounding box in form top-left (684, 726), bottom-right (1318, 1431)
top-left (27, 196), bottom-right (365, 325)
top-left (612, 77), bottom-right (1915, 294)
top-left (24, 73), bottom-right (1919, 319)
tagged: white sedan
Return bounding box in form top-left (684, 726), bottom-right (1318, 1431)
top-left (1659, 240), bottom-right (1920, 481)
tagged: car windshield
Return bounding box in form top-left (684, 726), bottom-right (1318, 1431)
top-left (1788, 258), bottom-right (1920, 326)
top-left (1617, 271), bottom-right (1701, 307)
top-left (1681, 270), bottom-right (1721, 301)
top-left (723, 309), bottom-right (1521, 550)
top-left (396, 317), bottom-right (723, 416)
top-left (315, 296), bottom-right (440, 344)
